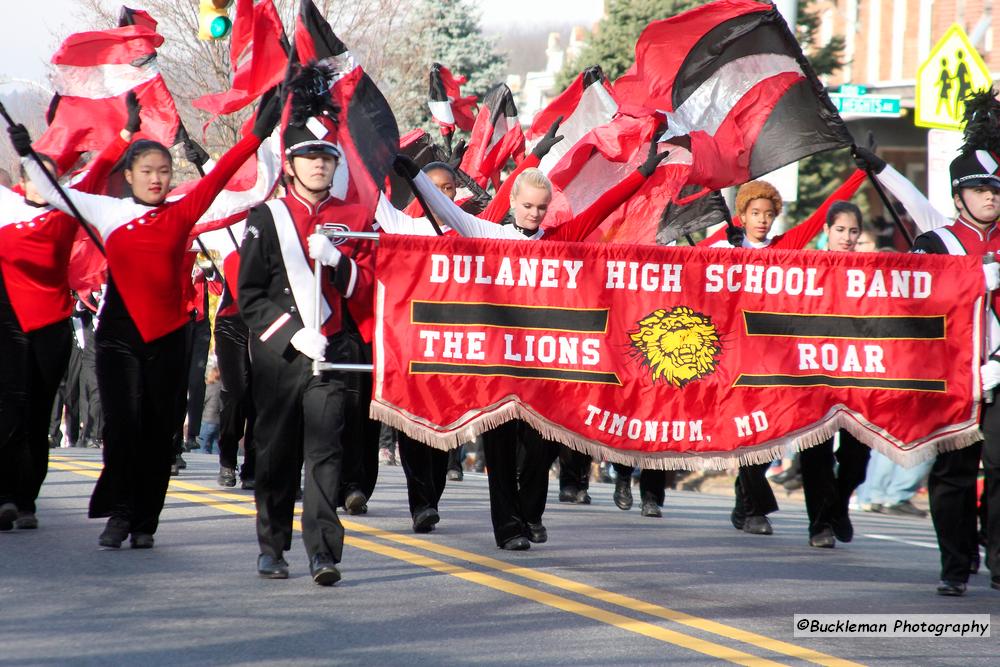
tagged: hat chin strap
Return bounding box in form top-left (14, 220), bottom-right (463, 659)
top-left (958, 189), bottom-right (1000, 227)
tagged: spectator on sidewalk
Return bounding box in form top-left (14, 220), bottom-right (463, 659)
top-left (198, 364), bottom-right (222, 455)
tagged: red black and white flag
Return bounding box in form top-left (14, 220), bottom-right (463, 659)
top-left (118, 6), bottom-right (158, 32)
top-left (291, 0), bottom-right (400, 216)
top-left (193, 0), bottom-right (288, 120)
top-left (544, 112), bottom-right (693, 244)
top-left (33, 22), bottom-right (182, 173)
top-left (615, 0), bottom-right (852, 191)
top-left (428, 63), bottom-right (477, 136)
top-left (528, 65), bottom-right (619, 174)
top-left (459, 83), bottom-right (525, 187)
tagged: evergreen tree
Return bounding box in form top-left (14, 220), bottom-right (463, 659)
top-left (554, 0), bottom-right (697, 90)
top-left (386, 0), bottom-right (507, 133)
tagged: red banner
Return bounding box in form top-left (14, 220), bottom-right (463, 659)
top-left (371, 235), bottom-right (985, 468)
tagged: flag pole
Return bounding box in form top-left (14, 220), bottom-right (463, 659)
top-left (863, 168), bottom-right (913, 246)
top-left (0, 100), bottom-right (106, 256)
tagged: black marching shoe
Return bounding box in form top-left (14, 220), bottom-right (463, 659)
top-left (14, 512), bottom-right (38, 530)
top-left (218, 466), bottom-right (237, 488)
top-left (175, 453), bottom-right (187, 470)
top-left (241, 478), bottom-right (255, 491)
top-left (613, 477), bottom-right (633, 511)
top-left (309, 553), bottom-right (341, 586)
top-left (743, 515), bottom-right (773, 535)
top-left (641, 500), bottom-right (662, 518)
top-left (809, 527), bottom-right (835, 549)
top-left (447, 468), bottom-right (464, 481)
top-left (936, 580), bottom-right (966, 596)
top-left (0, 502), bottom-right (17, 531)
top-left (257, 553), bottom-right (289, 579)
top-left (98, 517), bottom-right (131, 548)
top-left (344, 490), bottom-right (368, 515)
top-left (831, 513), bottom-right (854, 543)
top-left (558, 487), bottom-right (578, 503)
top-left (527, 522), bottom-right (547, 543)
top-left (130, 533), bottom-right (154, 549)
top-left (575, 489), bottom-right (592, 505)
top-left (730, 507), bottom-right (745, 531)
top-left (412, 507), bottom-right (440, 534)
top-left (500, 535), bottom-right (530, 551)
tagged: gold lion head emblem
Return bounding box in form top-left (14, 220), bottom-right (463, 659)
top-left (628, 306), bottom-right (721, 387)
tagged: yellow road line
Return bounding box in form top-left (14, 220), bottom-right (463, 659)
top-left (47, 457), bottom-right (849, 665)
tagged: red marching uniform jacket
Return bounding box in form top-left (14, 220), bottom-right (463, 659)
top-left (238, 187), bottom-right (376, 354)
top-left (0, 134), bottom-right (128, 332)
top-left (23, 133), bottom-right (263, 342)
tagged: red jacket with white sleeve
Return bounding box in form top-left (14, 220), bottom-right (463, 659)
top-left (23, 133), bottom-right (262, 342)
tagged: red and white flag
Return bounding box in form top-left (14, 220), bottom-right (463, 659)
top-left (544, 112), bottom-right (691, 244)
top-left (528, 66), bottom-right (619, 174)
top-left (193, 0), bottom-right (288, 120)
top-left (427, 63), bottom-right (477, 136)
top-left (459, 83), bottom-right (525, 187)
top-left (34, 24), bottom-right (181, 172)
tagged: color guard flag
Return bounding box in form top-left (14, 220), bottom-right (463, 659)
top-left (459, 83), bottom-right (525, 187)
top-left (34, 23), bottom-right (182, 173)
top-left (529, 66), bottom-right (619, 174)
top-left (428, 63), bottom-right (478, 135)
top-left (193, 0), bottom-right (288, 119)
top-left (293, 0), bottom-right (400, 217)
top-left (615, 0), bottom-right (853, 191)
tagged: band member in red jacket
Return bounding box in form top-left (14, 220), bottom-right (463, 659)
top-left (238, 88), bottom-right (376, 584)
top-left (0, 100), bottom-right (135, 532)
top-left (10, 94), bottom-right (280, 549)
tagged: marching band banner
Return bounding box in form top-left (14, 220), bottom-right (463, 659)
top-left (370, 235), bottom-right (985, 469)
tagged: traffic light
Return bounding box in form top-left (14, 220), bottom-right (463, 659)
top-left (198, 0), bottom-right (234, 41)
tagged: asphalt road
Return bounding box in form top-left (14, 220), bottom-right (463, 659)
top-left (1, 449), bottom-right (996, 666)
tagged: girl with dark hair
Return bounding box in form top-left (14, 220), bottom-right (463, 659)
top-left (798, 201), bottom-right (872, 549)
top-left (8, 94), bottom-right (280, 548)
top-left (0, 100), bottom-right (137, 532)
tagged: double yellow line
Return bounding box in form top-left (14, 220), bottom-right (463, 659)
top-left (49, 456), bottom-right (859, 667)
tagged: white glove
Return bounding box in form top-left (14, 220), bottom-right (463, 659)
top-left (308, 233), bottom-right (342, 267)
top-left (290, 327), bottom-right (328, 361)
top-left (983, 262), bottom-right (1000, 291)
top-left (982, 360), bottom-right (1000, 392)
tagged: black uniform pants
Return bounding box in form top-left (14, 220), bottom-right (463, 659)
top-left (482, 420), bottom-right (558, 546)
top-left (612, 464), bottom-right (671, 506)
top-left (215, 317), bottom-right (255, 478)
top-left (733, 462), bottom-right (778, 519)
top-left (49, 332), bottom-right (81, 446)
top-left (929, 398), bottom-right (1000, 583)
top-left (338, 339), bottom-right (379, 504)
top-left (398, 432), bottom-right (449, 517)
top-left (250, 334), bottom-right (351, 562)
top-left (89, 323), bottom-right (187, 534)
top-left (800, 431), bottom-right (870, 537)
top-left (78, 318), bottom-right (103, 444)
top-left (185, 316), bottom-right (212, 442)
top-left (0, 295), bottom-right (71, 514)
top-left (558, 446), bottom-right (592, 492)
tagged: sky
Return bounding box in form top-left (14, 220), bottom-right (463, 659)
top-left (0, 0), bottom-right (606, 86)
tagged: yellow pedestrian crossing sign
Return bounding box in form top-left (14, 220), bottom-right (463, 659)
top-left (915, 24), bottom-right (994, 130)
